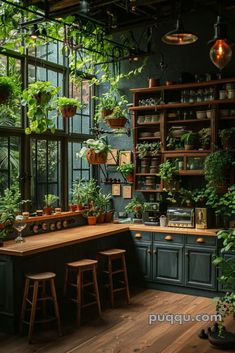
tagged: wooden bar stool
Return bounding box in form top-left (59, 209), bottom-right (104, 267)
top-left (19, 272), bottom-right (62, 343)
top-left (64, 259), bottom-right (102, 326)
top-left (99, 249), bottom-right (130, 307)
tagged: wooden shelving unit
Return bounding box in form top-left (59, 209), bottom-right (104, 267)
top-left (130, 77), bottom-right (235, 194)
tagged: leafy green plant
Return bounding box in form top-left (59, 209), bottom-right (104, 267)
top-left (57, 97), bottom-right (83, 109)
top-left (93, 191), bottom-right (112, 212)
top-left (78, 138), bottom-right (111, 158)
top-left (199, 128), bottom-right (211, 149)
top-left (136, 142), bottom-right (160, 158)
top-left (94, 90), bottom-right (128, 122)
top-left (204, 150), bottom-right (234, 188)
top-left (72, 179), bottom-right (100, 206)
top-left (159, 160), bottom-right (177, 181)
top-left (178, 188), bottom-right (194, 207)
top-left (22, 81), bottom-right (60, 134)
top-left (180, 131), bottom-right (198, 148)
top-left (125, 197), bottom-right (144, 217)
top-left (166, 136), bottom-right (183, 150)
top-left (0, 76), bottom-right (18, 104)
top-left (43, 194), bottom-right (59, 207)
top-left (219, 128), bottom-right (235, 148)
top-left (117, 163), bottom-right (134, 177)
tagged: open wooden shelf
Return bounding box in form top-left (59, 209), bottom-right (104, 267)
top-left (167, 118), bottom-right (210, 124)
top-left (135, 189), bottom-right (162, 193)
top-left (136, 122), bottom-right (160, 126)
top-left (135, 173), bottom-right (159, 176)
top-left (138, 136), bottom-right (161, 141)
top-left (162, 149), bottom-right (211, 154)
top-left (176, 170), bottom-right (204, 176)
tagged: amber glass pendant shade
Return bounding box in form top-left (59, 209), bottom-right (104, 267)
top-left (209, 39), bottom-right (232, 70)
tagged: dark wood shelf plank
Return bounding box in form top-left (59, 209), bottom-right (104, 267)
top-left (167, 118), bottom-right (210, 124)
top-left (138, 136), bottom-right (161, 140)
top-left (135, 189), bottom-right (162, 193)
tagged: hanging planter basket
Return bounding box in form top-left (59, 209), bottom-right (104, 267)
top-left (106, 117), bottom-right (127, 129)
top-left (86, 149), bottom-right (108, 165)
top-left (102, 108), bottom-right (113, 118)
top-left (33, 92), bottom-right (52, 104)
top-left (0, 87), bottom-right (11, 104)
top-left (60, 105), bottom-right (77, 118)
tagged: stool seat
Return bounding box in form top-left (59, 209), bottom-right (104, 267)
top-left (99, 248), bottom-right (130, 307)
top-left (64, 258), bottom-right (101, 325)
top-left (99, 249), bottom-right (126, 256)
top-left (20, 272), bottom-right (62, 343)
top-left (66, 259), bottom-right (98, 268)
top-left (26, 272), bottom-right (56, 280)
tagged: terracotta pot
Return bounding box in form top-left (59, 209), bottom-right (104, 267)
top-left (102, 109), bottom-right (113, 118)
top-left (86, 150), bottom-right (107, 165)
top-left (69, 204), bottom-right (77, 212)
top-left (105, 211), bottom-right (114, 223)
top-left (97, 213), bottom-right (105, 223)
top-left (60, 105), bottom-right (77, 118)
top-left (77, 204), bottom-right (84, 211)
top-left (148, 78), bottom-right (159, 88)
top-left (43, 206), bottom-right (53, 215)
top-left (87, 216), bottom-right (97, 225)
top-left (106, 117), bottom-right (127, 129)
top-left (126, 174), bottom-right (134, 183)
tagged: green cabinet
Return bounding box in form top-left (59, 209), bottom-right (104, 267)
top-left (185, 246), bottom-right (216, 290)
top-left (130, 231), bottom-right (152, 282)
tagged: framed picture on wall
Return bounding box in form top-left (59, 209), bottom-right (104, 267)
top-left (106, 149), bottom-right (118, 165)
top-left (123, 185), bottom-right (132, 199)
top-left (112, 184), bottom-right (121, 196)
top-left (119, 151), bottom-right (132, 166)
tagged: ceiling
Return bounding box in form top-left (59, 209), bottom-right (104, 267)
top-left (23, 0), bottom-right (235, 33)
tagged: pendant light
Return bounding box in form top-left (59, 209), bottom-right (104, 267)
top-left (208, 16), bottom-right (232, 70)
top-left (161, 17), bottom-right (198, 45)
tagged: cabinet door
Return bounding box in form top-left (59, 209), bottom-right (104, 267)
top-left (135, 242), bottom-right (152, 281)
top-left (153, 244), bottom-right (183, 285)
top-left (185, 246), bottom-right (216, 290)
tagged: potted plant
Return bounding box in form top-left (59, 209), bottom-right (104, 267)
top-left (57, 97), bottom-right (83, 118)
top-left (180, 131), bottom-right (198, 150)
top-left (159, 160), bottom-right (178, 190)
top-left (43, 194), bottom-right (59, 215)
top-left (93, 191), bottom-right (112, 223)
top-left (0, 76), bottom-right (17, 104)
top-left (204, 150), bottom-right (234, 193)
top-left (22, 81), bottom-right (60, 134)
top-left (104, 105), bottom-right (128, 129)
top-left (0, 188), bottom-right (20, 245)
top-left (179, 188), bottom-right (194, 207)
top-left (94, 91), bottom-right (117, 120)
top-left (78, 137), bottom-right (111, 165)
top-left (166, 136), bottom-right (183, 150)
top-left (219, 128), bottom-right (235, 149)
top-left (136, 142), bottom-right (161, 159)
top-left (117, 163), bottom-right (134, 182)
top-left (199, 128), bottom-right (211, 150)
top-left (71, 180), bottom-right (87, 210)
top-left (83, 209), bottom-right (99, 225)
top-left (125, 198), bottom-right (145, 219)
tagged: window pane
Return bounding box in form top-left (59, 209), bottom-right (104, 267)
top-left (31, 139), bottom-right (61, 208)
top-left (0, 136), bottom-right (20, 191)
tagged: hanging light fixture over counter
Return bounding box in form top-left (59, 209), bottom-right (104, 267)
top-left (161, 17), bottom-right (198, 45)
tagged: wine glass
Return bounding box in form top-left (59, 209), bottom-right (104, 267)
top-left (14, 215), bottom-right (27, 243)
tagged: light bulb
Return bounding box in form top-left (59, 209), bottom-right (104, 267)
top-left (209, 39), bottom-right (232, 70)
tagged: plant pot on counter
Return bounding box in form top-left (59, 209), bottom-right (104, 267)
top-left (97, 213), bottom-right (105, 223)
top-left (43, 206), bottom-right (53, 215)
top-left (126, 174), bottom-right (134, 183)
top-left (87, 216), bottom-right (97, 225)
top-left (105, 210), bottom-right (114, 223)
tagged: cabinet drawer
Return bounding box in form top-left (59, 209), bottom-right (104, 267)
top-left (130, 231), bottom-right (152, 242)
top-left (186, 235), bottom-right (216, 247)
top-left (153, 233), bottom-right (184, 244)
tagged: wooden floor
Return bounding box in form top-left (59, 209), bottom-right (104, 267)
top-left (0, 289), bottom-right (234, 353)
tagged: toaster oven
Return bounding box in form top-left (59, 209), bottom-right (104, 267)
top-left (167, 207), bottom-right (194, 228)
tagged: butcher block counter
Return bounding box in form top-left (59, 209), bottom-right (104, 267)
top-left (0, 224), bottom-right (217, 256)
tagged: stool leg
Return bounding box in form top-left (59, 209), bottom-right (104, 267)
top-left (64, 267), bottom-right (69, 296)
top-left (28, 280), bottom-right (39, 343)
top-left (92, 265), bottom-right (102, 317)
top-left (42, 280), bottom-right (47, 318)
top-left (108, 257), bottom-right (114, 307)
top-left (121, 254), bottom-right (130, 305)
top-left (76, 269), bottom-right (82, 326)
top-left (49, 279), bottom-right (62, 337)
top-left (19, 278), bottom-right (30, 334)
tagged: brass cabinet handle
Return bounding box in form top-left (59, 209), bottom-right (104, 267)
top-left (147, 249), bottom-right (152, 254)
top-left (135, 233), bottom-right (142, 239)
top-left (185, 252), bottom-right (189, 256)
top-left (164, 235), bottom-right (173, 241)
top-left (196, 237), bottom-right (205, 244)
top-left (153, 249), bottom-right (157, 254)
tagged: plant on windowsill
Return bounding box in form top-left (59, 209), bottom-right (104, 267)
top-left (0, 76), bottom-right (18, 105)
top-left (78, 137), bottom-right (112, 164)
top-left (57, 97), bottom-right (84, 118)
top-left (219, 128), bottom-right (235, 150)
top-left (93, 191), bottom-right (112, 223)
top-left (71, 180), bottom-right (87, 210)
top-left (212, 228), bottom-right (235, 339)
top-left (43, 194), bottom-right (59, 215)
top-left (204, 150), bottom-right (234, 194)
top-left (180, 131), bottom-right (198, 150)
top-left (116, 163), bottom-right (134, 183)
top-left (22, 81), bottom-right (60, 135)
top-left (83, 208), bottom-right (99, 225)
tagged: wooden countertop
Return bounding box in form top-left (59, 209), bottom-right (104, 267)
top-left (0, 224), bottom-right (218, 257)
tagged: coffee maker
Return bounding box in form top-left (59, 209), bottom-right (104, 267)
top-left (143, 202), bottom-right (161, 226)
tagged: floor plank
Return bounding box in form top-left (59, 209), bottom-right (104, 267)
top-left (0, 289), bottom-right (234, 353)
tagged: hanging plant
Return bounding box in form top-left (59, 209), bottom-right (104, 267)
top-left (78, 137), bottom-right (112, 165)
top-left (57, 97), bottom-right (83, 118)
top-left (22, 81), bottom-right (60, 134)
top-left (0, 76), bottom-right (18, 105)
